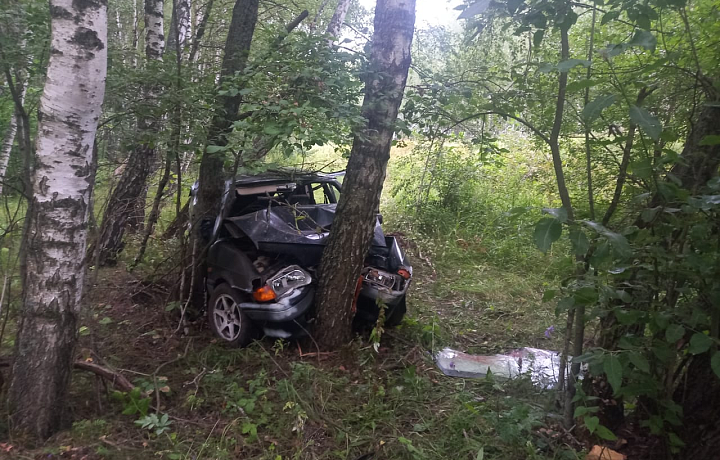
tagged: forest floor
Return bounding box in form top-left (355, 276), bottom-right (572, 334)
top-left (0, 234), bottom-right (579, 460)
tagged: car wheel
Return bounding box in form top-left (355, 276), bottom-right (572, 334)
top-left (384, 297), bottom-right (407, 328)
top-left (208, 284), bottom-right (254, 347)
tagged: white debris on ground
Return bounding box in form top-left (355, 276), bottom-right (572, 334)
top-left (435, 347), bottom-right (566, 389)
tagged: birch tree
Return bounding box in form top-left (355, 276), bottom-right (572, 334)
top-left (314, 0), bottom-right (416, 349)
top-left (325, 0), bottom-right (351, 44)
top-left (97, 0), bottom-right (164, 264)
top-left (0, 81), bottom-right (25, 195)
top-left (8, 0), bottom-right (107, 439)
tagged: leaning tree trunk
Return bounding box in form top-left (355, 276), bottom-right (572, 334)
top-left (314, 0), bottom-right (416, 349)
top-left (96, 0), bottom-right (164, 265)
top-left (8, 0), bottom-right (106, 440)
top-left (189, 0), bottom-right (259, 308)
top-left (325, 0), bottom-right (351, 44)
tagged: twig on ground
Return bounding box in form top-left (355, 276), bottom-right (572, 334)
top-left (296, 342), bottom-right (336, 359)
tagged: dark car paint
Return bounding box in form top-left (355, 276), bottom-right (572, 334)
top-left (196, 170), bottom-right (412, 339)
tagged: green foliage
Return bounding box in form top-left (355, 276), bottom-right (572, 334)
top-left (111, 387), bottom-right (151, 417)
top-left (533, 218), bottom-right (562, 252)
top-left (135, 413), bottom-right (172, 436)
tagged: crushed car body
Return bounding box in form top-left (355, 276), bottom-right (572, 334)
top-left (192, 170), bottom-right (412, 346)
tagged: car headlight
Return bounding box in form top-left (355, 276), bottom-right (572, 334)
top-left (268, 265), bottom-right (312, 298)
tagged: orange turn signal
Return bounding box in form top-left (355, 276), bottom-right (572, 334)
top-left (253, 285), bottom-right (277, 302)
top-left (397, 269), bottom-right (411, 280)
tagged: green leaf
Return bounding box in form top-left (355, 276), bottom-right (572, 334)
top-left (635, 13), bottom-right (651, 30)
top-left (614, 309), bottom-right (643, 325)
top-left (615, 290), bottom-right (632, 303)
top-left (533, 30), bottom-right (544, 47)
top-left (582, 94), bottom-right (616, 122)
top-left (700, 135), bottom-right (720, 146)
top-left (601, 11), bottom-right (620, 25)
top-left (630, 158), bottom-right (653, 180)
top-left (596, 424), bottom-right (617, 440)
top-left (567, 79), bottom-right (598, 92)
top-left (630, 105), bottom-right (662, 141)
top-left (557, 59), bottom-right (591, 72)
top-left (542, 207), bottom-right (568, 222)
top-left (574, 287), bottom-right (598, 306)
top-left (538, 62), bottom-right (555, 73)
top-left (556, 297), bottom-right (575, 315)
top-left (475, 446), bottom-right (485, 460)
top-left (688, 333), bottom-right (713, 355)
top-left (585, 416), bottom-right (599, 433)
top-left (604, 354), bottom-right (623, 394)
top-left (458, 0), bottom-right (491, 19)
top-left (99, 316), bottom-right (113, 325)
top-left (641, 206), bottom-right (660, 223)
top-left (542, 289), bottom-right (557, 302)
top-left (533, 218), bottom-right (562, 252)
top-left (665, 324), bottom-right (685, 344)
top-left (263, 124), bottom-right (283, 136)
top-left (206, 145), bottom-right (226, 154)
top-left (629, 352), bottom-right (650, 373)
top-left (569, 228), bottom-right (590, 256)
top-left (628, 30), bottom-right (657, 52)
top-left (711, 352), bottom-right (720, 379)
top-left (585, 221), bottom-right (632, 258)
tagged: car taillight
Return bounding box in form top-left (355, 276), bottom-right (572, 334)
top-left (253, 285), bottom-right (277, 302)
top-left (398, 269), bottom-right (411, 280)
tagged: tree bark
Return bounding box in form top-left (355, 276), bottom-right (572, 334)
top-left (190, 0), bottom-right (259, 308)
top-left (96, 0), bottom-right (164, 265)
top-left (168, 0), bottom-right (191, 54)
top-left (0, 78), bottom-right (26, 195)
top-left (675, 352), bottom-right (720, 459)
top-left (313, 0), bottom-right (416, 349)
top-left (8, 0), bottom-right (106, 440)
top-left (326, 0), bottom-right (351, 44)
top-left (188, 0), bottom-right (213, 63)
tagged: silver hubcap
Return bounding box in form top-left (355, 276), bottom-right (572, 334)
top-left (213, 294), bottom-right (242, 341)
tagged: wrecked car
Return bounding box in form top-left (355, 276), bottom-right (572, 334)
top-left (191, 170), bottom-right (412, 346)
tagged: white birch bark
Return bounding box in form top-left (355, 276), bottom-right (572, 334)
top-left (132, 0), bottom-right (139, 66)
top-left (326, 0), bottom-right (351, 44)
top-left (8, 0), bottom-right (107, 439)
top-left (145, 0), bottom-right (165, 60)
top-left (168, 0), bottom-right (191, 52)
top-left (0, 81), bottom-right (26, 195)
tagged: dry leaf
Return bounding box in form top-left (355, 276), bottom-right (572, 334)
top-left (586, 445), bottom-right (626, 460)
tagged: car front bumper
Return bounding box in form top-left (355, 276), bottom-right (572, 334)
top-left (238, 286), bottom-right (315, 322)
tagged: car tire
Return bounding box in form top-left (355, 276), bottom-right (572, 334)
top-left (384, 296), bottom-right (407, 328)
top-left (208, 284), bottom-right (255, 347)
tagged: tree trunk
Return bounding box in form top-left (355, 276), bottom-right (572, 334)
top-left (0, 78), bottom-right (26, 195)
top-left (190, 0), bottom-right (259, 308)
top-left (8, 0), bottom-right (106, 440)
top-left (326, 0), bottom-right (351, 44)
top-left (96, 0), bottom-right (164, 265)
top-left (664, 103), bottom-right (720, 195)
top-left (168, 0), bottom-right (191, 54)
top-left (188, 0), bottom-right (213, 63)
top-left (674, 352), bottom-right (720, 459)
top-left (313, 0), bottom-right (416, 349)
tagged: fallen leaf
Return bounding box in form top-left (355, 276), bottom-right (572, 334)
top-left (586, 445), bottom-right (626, 460)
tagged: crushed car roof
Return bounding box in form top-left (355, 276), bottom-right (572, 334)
top-left (233, 169), bottom-right (345, 186)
